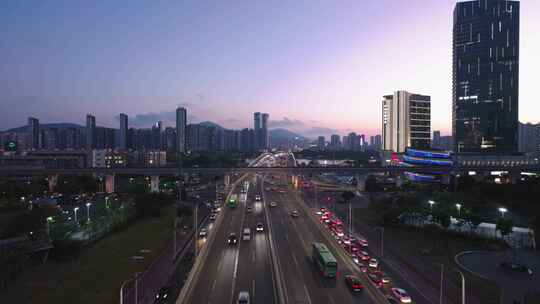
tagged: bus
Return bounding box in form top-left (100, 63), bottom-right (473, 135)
top-left (312, 242), bottom-right (337, 277)
top-left (228, 194), bottom-right (238, 208)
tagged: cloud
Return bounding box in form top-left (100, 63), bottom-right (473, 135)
top-left (268, 117), bottom-right (305, 128)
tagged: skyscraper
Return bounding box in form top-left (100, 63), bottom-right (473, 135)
top-left (382, 91), bottom-right (431, 153)
top-left (262, 113), bottom-right (269, 149)
top-left (330, 134), bottom-right (341, 151)
top-left (317, 136), bottom-right (325, 151)
top-left (119, 113), bottom-right (128, 150)
top-left (86, 114), bottom-right (96, 150)
top-left (176, 107), bottom-right (187, 153)
top-left (27, 117), bottom-right (39, 150)
top-left (254, 112), bottom-right (261, 150)
top-left (453, 0), bottom-right (519, 153)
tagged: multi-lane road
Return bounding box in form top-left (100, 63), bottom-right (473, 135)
top-left (265, 174), bottom-right (379, 304)
top-left (184, 175), bottom-right (275, 304)
top-left (179, 172), bottom-right (392, 304)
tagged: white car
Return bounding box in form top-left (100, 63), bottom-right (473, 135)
top-left (255, 195), bottom-right (261, 201)
top-left (237, 291), bottom-right (250, 304)
top-left (269, 202), bottom-right (277, 207)
top-left (368, 258), bottom-right (379, 268)
top-left (198, 228), bottom-right (208, 238)
top-left (391, 288), bottom-right (412, 303)
top-left (256, 222), bottom-right (264, 232)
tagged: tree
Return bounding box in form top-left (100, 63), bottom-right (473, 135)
top-left (342, 191), bottom-right (355, 204)
top-left (496, 218), bottom-right (514, 240)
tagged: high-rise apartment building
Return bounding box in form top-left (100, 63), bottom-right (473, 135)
top-left (176, 107), bottom-right (187, 153)
top-left (382, 91), bottom-right (431, 153)
top-left (262, 113), bottom-right (269, 150)
top-left (119, 113), bottom-right (128, 150)
top-left (86, 114), bottom-right (96, 150)
top-left (518, 122), bottom-right (540, 155)
top-left (453, 0), bottom-right (519, 153)
top-left (27, 117), bottom-right (40, 150)
top-left (330, 134), bottom-right (341, 151)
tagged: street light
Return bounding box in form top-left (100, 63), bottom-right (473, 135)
top-left (73, 207), bottom-right (79, 224)
top-left (429, 200), bottom-right (435, 213)
top-left (86, 202), bottom-right (92, 222)
top-left (46, 217), bottom-right (53, 236)
top-left (498, 207), bottom-right (507, 218)
top-left (456, 203), bottom-right (462, 217)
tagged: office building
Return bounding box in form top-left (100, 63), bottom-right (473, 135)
top-left (176, 107), bottom-right (187, 153)
top-left (330, 134), bottom-right (341, 151)
top-left (262, 113), bottom-right (269, 149)
top-left (119, 113), bottom-right (128, 150)
top-left (27, 117), bottom-right (40, 150)
top-left (317, 136), bottom-right (325, 151)
top-left (518, 122), bottom-right (540, 155)
top-left (453, 0), bottom-right (520, 153)
top-left (86, 114), bottom-right (96, 150)
top-left (254, 112), bottom-right (261, 150)
top-left (382, 91), bottom-right (431, 153)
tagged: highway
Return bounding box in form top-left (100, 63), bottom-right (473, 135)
top-left (264, 174), bottom-right (380, 304)
top-left (183, 175), bottom-right (276, 304)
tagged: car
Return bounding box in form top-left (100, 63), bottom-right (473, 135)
top-left (155, 286), bottom-right (172, 303)
top-left (256, 222), bottom-right (264, 232)
top-left (209, 214), bottom-right (217, 221)
top-left (368, 273), bottom-right (383, 287)
top-left (255, 195), bottom-right (261, 201)
top-left (368, 258), bottom-right (379, 268)
top-left (344, 275), bottom-right (363, 292)
top-left (358, 253), bottom-right (370, 261)
top-left (391, 288), bottom-right (412, 303)
top-left (351, 255), bottom-right (360, 265)
top-left (237, 291), bottom-right (250, 304)
top-left (198, 228), bottom-right (208, 238)
top-left (227, 233), bottom-right (238, 245)
top-left (269, 202), bottom-right (277, 207)
top-left (385, 296), bottom-right (399, 304)
top-left (242, 228), bottom-right (251, 241)
top-left (246, 206), bottom-right (253, 213)
top-left (359, 265), bottom-right (369, 273)
top-left (291, 210), bottom-right (299, 217)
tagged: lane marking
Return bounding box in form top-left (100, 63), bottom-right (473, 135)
top-left (292, 254), bottom-right (299, 267)
top-left (303, 284), bottom-right (312, 304)
top-left (252, 279), bottom-right (256, 298)
top-left (252, 249), bottom-right (256, 262)
top-left (211, 279), bottom-right (217, 293)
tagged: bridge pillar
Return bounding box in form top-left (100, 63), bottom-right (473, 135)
top-left (48, 174), bottom-right (58, 193)
top-left (509, 170), bottom-right (521, 184)
top-left (105, 174), bottom-right (115, 193)
top-left (151, 175), bottom-right (160, 193)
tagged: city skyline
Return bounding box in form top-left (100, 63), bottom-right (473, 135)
top-left (2, 1), bottom-right (540, 137)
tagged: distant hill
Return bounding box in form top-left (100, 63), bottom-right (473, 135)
top-left (270, 128), bottom-right (306, 140)
top-left (5, 123), bottom-right (83, 133)
top-left (197, 121), bottom-right (225, 130)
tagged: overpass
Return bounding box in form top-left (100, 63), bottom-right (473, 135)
top-left (1, 164), bottom-right (538, 193)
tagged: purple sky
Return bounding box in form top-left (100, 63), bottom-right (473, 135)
top-left (1, 0), bottom-right (539, 138)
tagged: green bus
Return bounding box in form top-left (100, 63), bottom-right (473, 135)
top-left (312, 242), bottom-right (337, 277)
top-left (228, 194), bottom-right (238, 208)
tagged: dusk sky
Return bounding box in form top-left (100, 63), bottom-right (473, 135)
top-left (1, 0), bottom-right (539, 138)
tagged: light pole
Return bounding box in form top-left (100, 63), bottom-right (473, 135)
top-left (376, 227), bottom-right (384, 258)
top-left (453, 269), bottom-right (466, 304)
top-left (73, 207), bottom-right (79, 225)
top-left (439, 263), bottom-right (444, 304)
top-left (46, 217), bottom-right (53, 237)
top-left (86, 202), bottom-right (91, 223)
top-left (455, 203), bottom-right (462, 217)
top-left (498, 207), bottom-right (507, 218)
top-left (429, 200), bottom-right (435, 213)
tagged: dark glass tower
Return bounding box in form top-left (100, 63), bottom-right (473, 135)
top-left (453, 0), bottom-right (519, 153)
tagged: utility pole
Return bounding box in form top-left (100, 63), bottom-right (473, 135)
top-left (314, 184), bottom-right (318, 210)
top-left (440, 263), bottom-right (444, 304)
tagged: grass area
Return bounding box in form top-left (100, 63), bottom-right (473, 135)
top-left (0, 205), bottom-right (178, 304)
top-left (352, 206), bottom-right (502, 304)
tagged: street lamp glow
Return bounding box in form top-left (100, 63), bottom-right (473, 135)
top-left (498, 207), bottom-right (507, 217)
top-left (86, 203), bottom-right (92, 222)
top-left (455, 203), bottom-right (462, 216)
